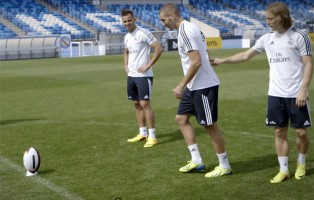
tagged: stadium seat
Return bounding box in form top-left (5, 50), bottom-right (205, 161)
top-left (0, 0), bottom-right (93, 40)
top-left (0, 0), bottom-right (312, 39)
top-left (0, 22), bottom-right (17, 38)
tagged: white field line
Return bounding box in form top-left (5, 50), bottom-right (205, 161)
top-left (0, 156), bottom-right (84, 200)
top-left (34, 120), bottom-right (123, 126)
top-left (2, 120), bottom-right (275, 139)
top-left (227, 130), bottom-right (273, 139)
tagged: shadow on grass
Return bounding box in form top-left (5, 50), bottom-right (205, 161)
top-left (157, 129), bottom-right (183, 145)
top-left (38, 169), bottom-right (55, 175)
top-left (157, 127), bottom-right (216, 145)
top-left (306, 167), bottom-right (314, 177)
top-left (226, 154), bottom-right (277, 174)
top-left (155, 128), bottom-right (314, 178)
top-left (228, 156), bottom-right (314, 176)
top-left (0, 118), bottom-right (46, 125)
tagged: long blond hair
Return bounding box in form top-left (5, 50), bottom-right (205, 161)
top-left (266, 2), bottom-right (292, 29)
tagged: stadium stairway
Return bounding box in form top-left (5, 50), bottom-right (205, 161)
top-left (0, 15), bottom-right (25, 37)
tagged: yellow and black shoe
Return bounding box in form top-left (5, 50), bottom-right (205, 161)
top-left (127, 134), bottom-right (147, 142)
top-left (295, 164), bottom-right (306, 180)
top-left (270, 171), bottom-right (289, 183)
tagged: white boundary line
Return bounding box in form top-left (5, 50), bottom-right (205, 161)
top-left (228, 130), bottom-right (273, 139)
top-left (0, 156), bottom-right (84, 200)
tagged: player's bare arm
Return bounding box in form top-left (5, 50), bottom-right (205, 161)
top-left (123, 48), bottom-right (129, 73)
top-left (173, 50), bottom-right (201, 99)
top-left (296, 55), bottom-right (313, 107)
top-left (211, 48), bottom-right (259, 66)
top-left (137, 41), bottom-right (163, 73)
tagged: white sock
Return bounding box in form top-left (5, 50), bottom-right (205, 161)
top-left (297, 153), bottom-right (306, 165)
top-left (148, 128), bottom-right (156, 139)
top-left (188, 144), bottom-right (202, 164)
top-left (139, 127), bottom-right (147, 137)
top-left (278, 156), bottom-right (289, 173)
top-left (217, 152), bottom-right (231, 169)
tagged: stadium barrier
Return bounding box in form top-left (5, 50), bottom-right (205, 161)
top-left (0, 36), bottom-right (62, 61)
top-left (98, 31), bottom-right (166, 55)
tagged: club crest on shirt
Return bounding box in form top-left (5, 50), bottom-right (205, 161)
top-left (288, 39), bottom-right (293, 45)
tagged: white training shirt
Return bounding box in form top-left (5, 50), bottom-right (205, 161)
top-left (252, 27), bottom-right (312, 97)
top-left (124, 27), bottom-right (157, 77)
top-left (178, 20), bottom-right (219, 90)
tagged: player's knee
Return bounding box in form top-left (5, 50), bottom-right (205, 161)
top-left (175, 115), bottom-right (186, 125)
top-left (295, 128), bottom-right (307, 138)
top-left (274, 127), bottom-right (287, 138)
top-left (139, 101), bottom-right (151, 110)
top-left (133, 101), bottom-right (141, 109)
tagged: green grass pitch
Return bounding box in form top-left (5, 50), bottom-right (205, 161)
top-left (0, 48), bottom-right (313, 200)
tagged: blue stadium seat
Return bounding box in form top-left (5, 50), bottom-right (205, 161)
top-left (0, 0), bottom-right (311, 39)
top-left (0, 22), bottom-right (17, 38)
top-left (0, 0), bottom-right (93, 40)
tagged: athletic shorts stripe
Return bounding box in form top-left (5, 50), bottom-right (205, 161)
top-left (177, 86), bottom-right (219, 126)
top-left (202, 94), bottom-right (212, 124)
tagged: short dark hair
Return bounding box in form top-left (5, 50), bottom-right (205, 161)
top-left (159, 3), bottom-right (181, 17)
top-left (121, 9), bottom-right (134, 17)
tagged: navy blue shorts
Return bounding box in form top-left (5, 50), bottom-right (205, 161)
top-left (127, 76), bottom-right (153, 101)
top-left (266, 95), bottom-right (312, 128)
top-left (177, 86), bottom-right (219, 126)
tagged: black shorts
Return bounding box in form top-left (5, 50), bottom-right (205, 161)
top-left (127, 76), bottom-right (153, 101)
top-left (177, 86), bottom-right (219, 126)
top-left (266, 95), bottom-right (312, 128)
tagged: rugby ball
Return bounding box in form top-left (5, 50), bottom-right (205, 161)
top-left (23, 147), bottom-right (41, 174)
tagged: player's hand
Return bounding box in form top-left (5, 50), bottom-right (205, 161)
top-left (210, 58), bottom-right (223, 67)
top-left (296, 91), bottom-right (307, 107)
top-left (137, 65), bottom-right (150, 73)
top-left (172, 85), bottom-right (184, 99)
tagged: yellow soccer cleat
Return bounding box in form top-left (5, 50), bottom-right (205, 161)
top-left (179, 161), bottom-right (205, 173)
top-left (205, 165), bottom-right (232, 178)
top-left (144, 137), bottom-right (157, 148)
top-left (295, 164), bottom-right (306, 180)
top-left (127, 134), bottom-right (147, 142)
top-left (270, 171), bottom-right (289, 183)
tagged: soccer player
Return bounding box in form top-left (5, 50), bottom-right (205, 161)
top-left (159, 3), bottom-right (232, 178)
top-left (211, 2), bottom-right (313, 183)
top-left (121, 9), bottom-right (163, 148)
